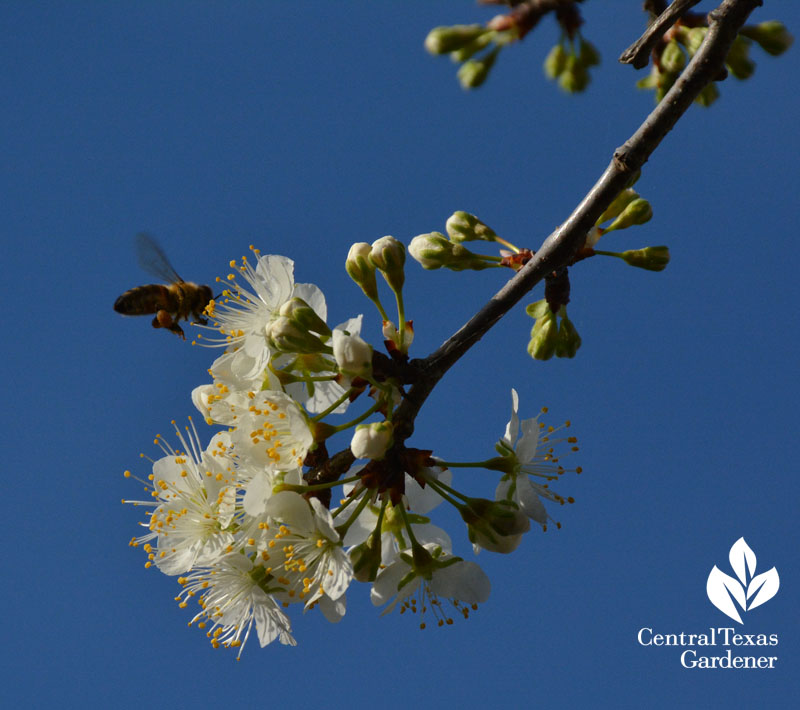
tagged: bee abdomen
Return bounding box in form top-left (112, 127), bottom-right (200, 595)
top-left (114, 284), bottom-right (171, 315)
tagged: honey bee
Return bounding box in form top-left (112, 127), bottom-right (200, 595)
top-left (114, 233), bottom-right (213, 340)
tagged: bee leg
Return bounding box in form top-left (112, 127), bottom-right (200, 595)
top-left (167, 322), bottom-right (187, 340)
top-left (155, 310), bottom-right (186, 340)
top-left (194, 316), bottom-right (209, 325)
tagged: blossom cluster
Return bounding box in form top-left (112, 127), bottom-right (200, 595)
top-left (125, 242), bottom-right (580, 657)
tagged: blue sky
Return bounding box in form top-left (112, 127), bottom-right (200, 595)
top-left (2, 2), bottom-right (797, 708)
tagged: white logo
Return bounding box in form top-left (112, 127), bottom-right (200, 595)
top-left (706, 537), bottom-right (780, 624)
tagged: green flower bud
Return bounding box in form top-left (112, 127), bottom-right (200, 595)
top-left (597, 188), bottom-right (639, 226)
top-left (463, 498), bottom-right (530, 554)
top-left (619, 246), bottom-right (670, 271)
top-left (636, 71), bottom-right (658, 90)
top-left (445, 211), bottom-right (498, 243)
top-left (525, 299), bottom-right (550, 319)
top-left (741, 21), bottom-right (793, 56)
top-left (457, 48), bottom-right (498, 89)
top-left (579, 38), bottom-right (600, 68)
top-left (408, 232), bottom-right (453, 270)
top-left (527, 311), bottom-right (557, 360)
top-left (424, 24), bottom-right (487, 55)
top-left (351, 421), bottom-right (394, 461)
top-left (267, 315), bottom-right (327, 354)
top-left (605, 198), bottom-right (652, 232)
top-left (278, 297), bottom-right (331, 339)
top-left (558, 55), bottom-right (589, 93)
top-left (685, 27), bottom-right (708, 57)
top-left (556, 311), bottom-right (582, 358)
top-left (544, 43), bottom-right (568, 78)
top-left (346, 242), bottom-right (379, 300)
top-left (661, 40), bottom-right (686, 74)
top-left (450, 32), bottom-right (495, 63)
top-left (350, 532), bottom-right (383, 583)
top-left (370, 236), bottom-right (406, 293)
top-left (725, 36), bottom-right (755, 79)
top-left (694, 82), bottom-right (719, 107)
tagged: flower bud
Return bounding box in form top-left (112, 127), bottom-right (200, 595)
top-left (525, 299), bottom-right (550, 319)
top-left (527, 309), bottom-right (557, 361)
top-left (555, 312), bottom-right (582, 359)
top-left (278, 297), bottom-right (331, 339)
top-left (409, 233), bottom-right (490, 271)
top-left (685, 27), bottom-right (707, 56)
top-left (267, 315), bottom-right (326, 354)
top-left (370, 236), bottom-right (406, 293)
top-left (605, 198), bottom-right (652, 232)
top-left (741, 21), bottom-right (793, 56)
top-left (558, 55), bottom-right (589, 93)
top-left (579, 38), bottom-right (600, 68)
top-left (350, 533), bottom-right (383, 583)
top-left (351, 421), bottom-right (394, 460)
top-left (457, 48), bottom-right (498, 89)
top-left (597, 188), bottom-right (639, 226)
top-left (544, 44), bottom-right (568, 78)
top-left (462, 498), bottom-right (530, 554)
top-left (408, 232), bottom-right (453, 269)
top-left (660, 40), bottom-right (686, 74)
top-left (694, 82), bottom-right (719, 107)
top-left (619, 246), bottom-right (670, 271)
top-left (725, 36), bottom-right (755, 80)
top-left (333, 329), bottom-right (373, 378)
top-left (450, 33), bottom-right (494, 63)
top-left (424, 24), bottom-right (487, 55)
top-left (445, 211), bottom-right (498, 243)
top-left (346, 242), bottom-right (379, 301)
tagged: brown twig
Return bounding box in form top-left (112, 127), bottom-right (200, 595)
top-left (620, 0), bottom-right (703, 68)
top-left (392, 0), bottom-right (763, 443)
top-left (307, 0), bottom-right (764, 481)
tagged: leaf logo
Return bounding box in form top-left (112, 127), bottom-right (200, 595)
top-left (706, 537), bottom-right (780, 624)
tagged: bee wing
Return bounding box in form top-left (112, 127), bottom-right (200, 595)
top-left (135, 233), bottom-right (184, 283)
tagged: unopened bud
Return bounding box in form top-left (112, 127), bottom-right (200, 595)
top-left (267, 315), bottom-right (327, 354)
top-left (424, 24), bottom-right (487, 55)
top-left (661, 40), bottom-right (686, 74)
top-left (350, 533), bottom-right (383, 583)
top-left (278, 297), bottom-right (331, 339)
top-left (450, 33), bottom-right (495, 63)
top-left (463, 498), bottom-right (530, 554)
top-left (685, 27), bottom-right (707, 56)
top-left (445, 211), bottom-right (498, 243)
top-left (555, 312), bottom-right (582, 358)
top-left (457, 48), bottom-right (498, 89)
top-left (527, 310), bottom-right (557, 361)
top-left (725, 36), bottom-right (755, 80)
top-left (558, 55), bottom-right (589, 93)
top-left (544, 43), bottom-right (568, 78)
top-left (346, 242), bottom-right (379, 300)
top-left (741, 21), bottom-right (793, 56)
top-left (605, 198), bottom-right (652, 232)
top-left (370, 236), bottom-right (406, 293)
top-left (579, 38), bottom-right (600, 68)
top-left (598, 189), bottom-right (639, 226)
top-left (332, 329), bottom-right (372, 378)
top-left (350, 421), bottom-right (394, 460)
top-left (620, 246), bottom-right (670, 271)
top-left (695, 82), bottom-right (719, 107)
top-left (409, 232), bottom-right (453, 269)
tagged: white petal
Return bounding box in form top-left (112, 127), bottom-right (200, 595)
top-left (431, 560), bottom-right (491, 604)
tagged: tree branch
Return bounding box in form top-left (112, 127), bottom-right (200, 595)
top-left (392, 0), bottom-right (763, 443)
top-left (619, 0), bottom-right (703, 69)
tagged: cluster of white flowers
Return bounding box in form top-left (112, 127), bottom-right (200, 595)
top-left (124, 243), bottom-right (580, 657)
